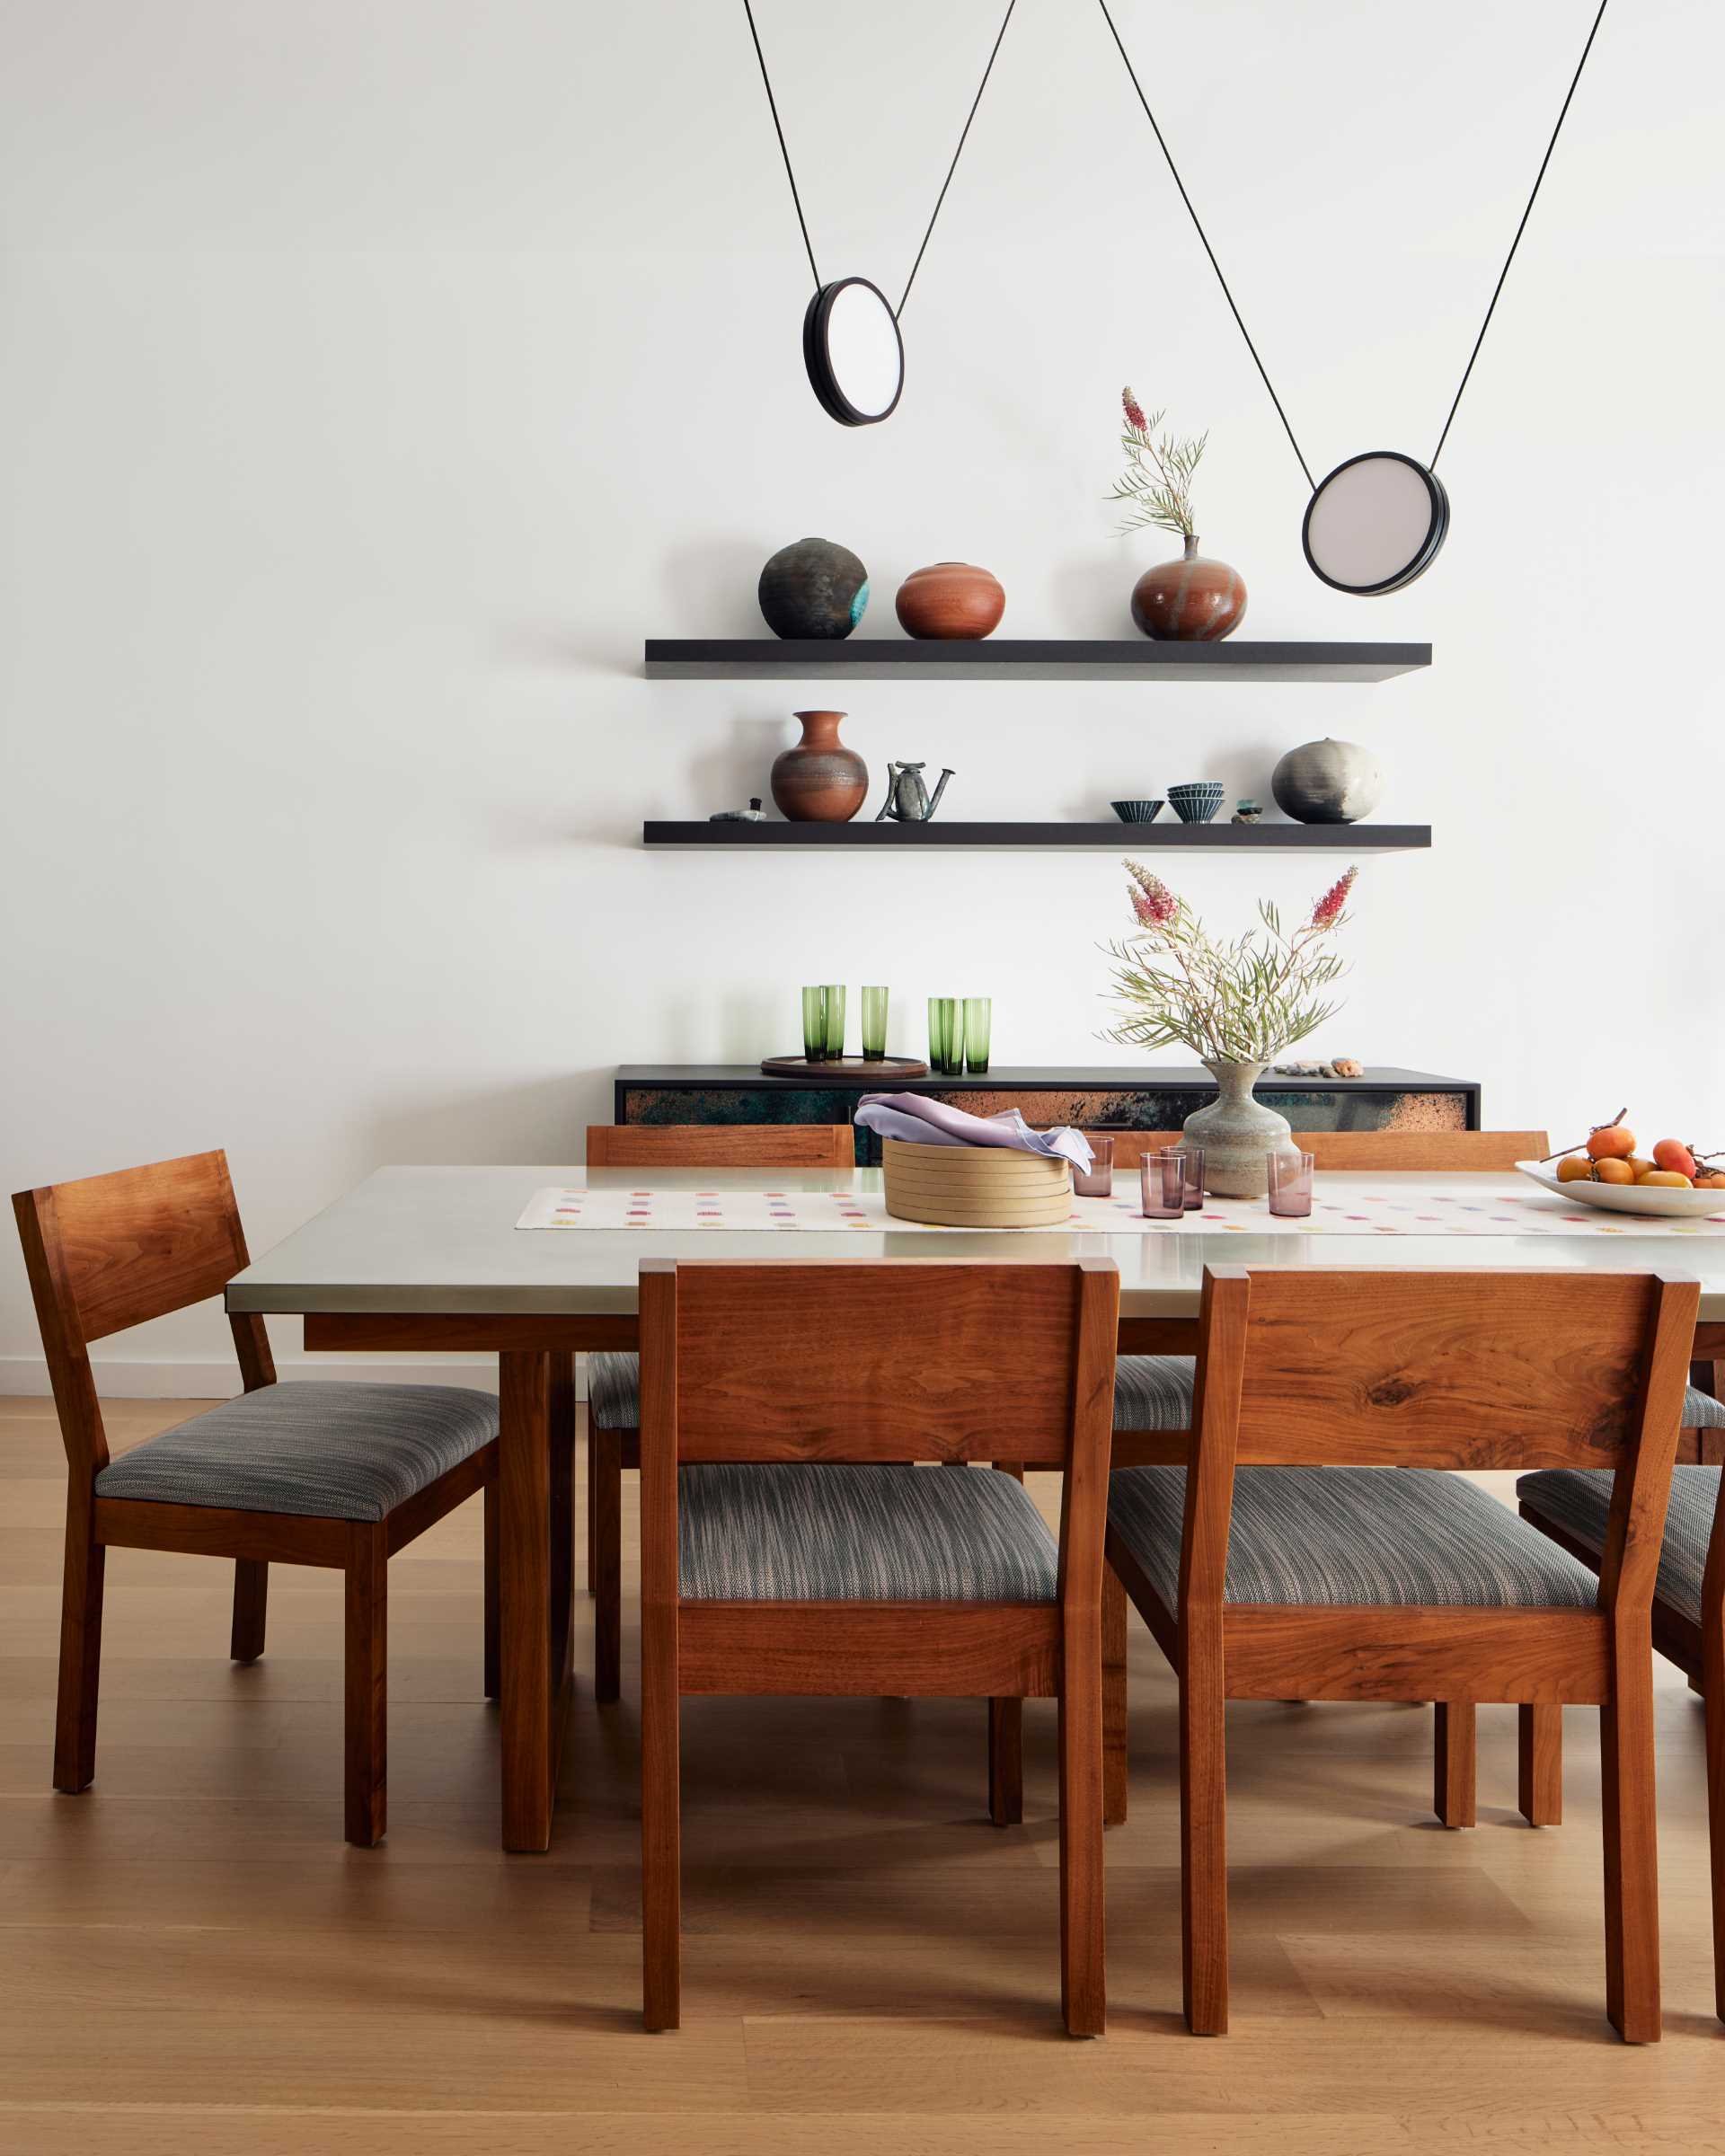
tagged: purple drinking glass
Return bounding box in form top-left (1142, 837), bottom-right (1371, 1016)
top-left (1139, 1149), bottom-right (1187, 1219)
top-left (1073, 1135), bottom-right (1115, 1198)
top-left (1181, 1144), bottom-right (1206, 1209)
top-left (1267, 1148), bottom-right (1314, 1218)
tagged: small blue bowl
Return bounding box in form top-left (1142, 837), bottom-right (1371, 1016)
top-left (1167, 781), bottom-right (1225, 825)
top-left (1110, 799), bottom-right (1164, 824)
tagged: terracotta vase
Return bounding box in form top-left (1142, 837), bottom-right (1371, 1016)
top-left (1182, 1059), bottom-right (1294, 1197)
top-left (895, 561), bottom-right (1005, 640)
top-left (770, 710), bottom-right (869, 823)
top-left (1130, 535), bottom-right (1247, 641)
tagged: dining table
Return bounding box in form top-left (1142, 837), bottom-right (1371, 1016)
top-left (225, 1163), bottom-right (1725, 1852)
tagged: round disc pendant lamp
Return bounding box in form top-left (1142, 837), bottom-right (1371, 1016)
top-left (1098, 0), bottom-right (1611, 593)
top-left (744, 0), bottom-right (1017, 428)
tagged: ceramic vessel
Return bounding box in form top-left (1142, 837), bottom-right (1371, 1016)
top-left (1271, 738), bottom-right (1383, 825)
top-left (758, 536), bottom-right (869, 640)
top-left (895, 561), bottom-right (1005, 639)
top-left (770, 710), bottom-right (869, 822)
top-left (1110, 799), bottom-right (1164, 824)
top-left (1181, 1060), bottom-right (1294, 1197)
top-left (1167, 781), bottom-right (1225, 824)
top-left (1129, 535), bottom-right (1246, 641)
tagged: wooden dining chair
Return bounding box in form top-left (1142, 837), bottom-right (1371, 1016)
top-left (581, 1123), bottom-right (854, 1699)
top-left (1105, 1262), bottom-right (1694, 2040)
top-left (13, 1151), bottom-right (500, 1846)
top-left (1517, 1463), bottom-right (1725, 2019)
top-left (637, 1256), bottom-right (1119, 2035)
top-left (1091, 1127), bottom-right (1550, 1172)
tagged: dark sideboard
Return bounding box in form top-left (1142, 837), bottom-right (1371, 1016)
top-left (612, 1066), bottom-right (1482, 1167)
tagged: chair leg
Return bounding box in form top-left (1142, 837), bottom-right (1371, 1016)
top-left (586, 1411), bottom-right (598, 1595)
top-left (988, 1698), bottom-right (1022, 1827)
top-left (1180, 1654), bottom-right (1228, 2035)
top-left (230, 1560), bottom-right (268, 1664)
top-left (1600, 1626), bottom-right (1661, 2044)
top-left (593, 1428), bottom-right (623, 1702)
top-left (641, 1603), bottom-right (681, 2031)
top-left (343, 1524), bottom-right (387, 1848)
top-left (482, 1480), bottom-right (501, 1701)
top-left (1518, 1702), bottom-right (1562, 1826)
top-left (53, 1500), bottom-right (104, 1795)
top-left (1102, 1562), bottom-right (1128, 1827)
top-left (1057, 1619), bottom-right (1105, 2037)
top-left (1434, 1702), bottom-right (1477, 1828)
top-left (1704, 1625), bottom-right (1725, 2024)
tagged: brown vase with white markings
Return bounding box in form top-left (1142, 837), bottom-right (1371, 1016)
top-left (1130, 535), bottom-right (1247, 641)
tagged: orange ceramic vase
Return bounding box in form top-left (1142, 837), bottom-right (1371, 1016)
top-left (769, 710), bottom-right (870, 823)
top-left (895, 561), bottom-right (1005, 640)
top-left (1130, 535), bottom-right (1246, 641)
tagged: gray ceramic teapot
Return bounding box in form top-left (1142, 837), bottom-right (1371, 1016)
top-left (875, 762), bottom-right (954, 823)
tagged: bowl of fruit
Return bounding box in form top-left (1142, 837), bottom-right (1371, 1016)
top-left (1517, 1111), bottom-right (1725, 1219)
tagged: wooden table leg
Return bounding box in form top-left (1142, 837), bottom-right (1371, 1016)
top-left (500, 1350), bottom-right (571, 1852)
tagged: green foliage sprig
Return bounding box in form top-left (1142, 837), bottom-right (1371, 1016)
top-left (1110, 386), bottom-right (1206, 540)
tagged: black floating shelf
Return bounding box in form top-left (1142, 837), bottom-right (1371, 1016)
top-left (643, 638), bottom-right (1429, 683)
top-left (642, 821), bottom-right (1430, 853)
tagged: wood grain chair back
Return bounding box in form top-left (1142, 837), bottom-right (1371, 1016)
top-left (1091, 1129), bottom-right (1548, 1171)
top-left (641, 1258), bottom-right (1119, 1471)
top-left (13, 1151), bottom-right (275, 1475)
top-left (585, 1124), bottom-right (854, 1169)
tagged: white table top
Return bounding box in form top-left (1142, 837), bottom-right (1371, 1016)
top-left (226, 1167), bottom-right (1725, 1322)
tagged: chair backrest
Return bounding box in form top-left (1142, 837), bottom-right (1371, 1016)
top-left (1181, 1264), bottom-right (1696, 1619)
top-left (586, 1123), bottom-right (854, 1170)
top-left (1091, 1128), bottom-right (1548, 1172)
top-left (640, 1259), bottom-right (1119, 1468)
top-left (12, 1150), bottom-right (275, 1475)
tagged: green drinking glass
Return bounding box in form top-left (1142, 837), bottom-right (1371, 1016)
top-left (861, 985), bottom-right (889, 1060)
top-left (963, 996), bottom-right (992, 1075)
top-left (821, 984), bottom-right (847, 1060)
top-left (801, 985), bottom-right (827, 1062)
top-left (929, 996), bottom-right (965, 1076)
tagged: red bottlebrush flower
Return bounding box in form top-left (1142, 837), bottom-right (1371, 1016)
top-left (1126, 861), bottom-right (1178, 927)
top-left (1310, 866), bottom-right (1358, 929)
top-left (1121, 385), bottom-right (1148, 434)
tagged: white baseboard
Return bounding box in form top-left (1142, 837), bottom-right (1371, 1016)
top-left (0, 1353), bottom-right (589, 1401)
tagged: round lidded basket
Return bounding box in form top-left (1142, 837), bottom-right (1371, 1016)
top-left (882, 1138), bottom-right (1073, 1227)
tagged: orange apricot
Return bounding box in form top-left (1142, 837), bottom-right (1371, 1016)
top-left (1586, 1122), bottom-right (1637, 1162)
top-left (1591, 1157), bottom-right (1635, 1184)
top-left (1652, 1138), bottom-right (1697, 1177)
top-left (1637, 1169), bottom-right (1693, 1188)
top-left (1555, 1155), bottom-right (1593, 1182)
top-left (1624, 1155), bottom-right (1655, 1180)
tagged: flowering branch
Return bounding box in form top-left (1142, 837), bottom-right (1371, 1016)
top-left (1100, 860), bottom-right (1358, 1064)
top-left (1109, 385), bottom-right (1206, 540)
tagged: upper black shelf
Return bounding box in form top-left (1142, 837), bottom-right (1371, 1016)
top-left (643, 821), bottom-right (1429, 853)
top-left (642, 638), bottom-right (1431, 683)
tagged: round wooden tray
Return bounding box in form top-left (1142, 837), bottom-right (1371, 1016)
top-left (883, 1136), bottom-right (1073, 1227)
top-left (759, 1055), bottom-right (929, 1081)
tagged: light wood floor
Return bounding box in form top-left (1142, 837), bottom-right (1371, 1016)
top-left (1, 1397), bottom-right (1721, 2154)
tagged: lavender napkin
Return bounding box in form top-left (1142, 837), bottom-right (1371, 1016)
top-left (855, 1093), bottom-right (1094, 1171)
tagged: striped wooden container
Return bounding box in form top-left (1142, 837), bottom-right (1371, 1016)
top-left (881, 1137), bottom-right (1073, 1228)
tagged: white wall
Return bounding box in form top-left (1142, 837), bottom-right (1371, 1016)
top-left (2, 0), bottom-right (1721, 1391)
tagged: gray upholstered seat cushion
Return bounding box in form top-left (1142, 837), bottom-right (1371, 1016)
top-left (94, 1383), bottom-right (499, 1523)
top-left (678, 1462), bottom-right (1057, 1602)
top-left (1518, 1465), bottom-right (1721, 1627)
top-left (588, 1349), bottom-right (1199, 1436)
top-left (1109, 1464), bottom-right (1601, 1611)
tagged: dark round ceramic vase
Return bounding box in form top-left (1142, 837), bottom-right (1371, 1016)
top-left (1129, 535), bottom-right (1247, 641)
top-left (758, 536), bottom-right (870, 641)
top-left (770, 710), bottom-right (869, 823)
top-left (894, 561), bottom-right (1005, 639)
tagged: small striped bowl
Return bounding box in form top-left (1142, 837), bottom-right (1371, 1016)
top-left (1167, 782), bottom-right (1225, 824)
top-left (1110, 799), bottom-right (1164, 824)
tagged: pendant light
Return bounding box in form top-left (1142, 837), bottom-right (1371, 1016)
top-left (1099, 0), bottom-right (1611, 593)
top-left (743, 0), bottom-right (1017, 427)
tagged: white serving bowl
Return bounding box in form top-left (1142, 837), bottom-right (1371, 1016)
top-left (1515, 1161), bottom-right (1725, 1220)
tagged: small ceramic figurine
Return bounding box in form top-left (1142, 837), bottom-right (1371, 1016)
top-left (875, 763), bottom-right (954, 823)
top-left (709, 798), bottom-right (766, 822)
top-left (1231, 799), bottom-right (1262, 824)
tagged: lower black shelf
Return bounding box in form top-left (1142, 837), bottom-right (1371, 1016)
top-left (641, 821), bottom-right (1429, 852)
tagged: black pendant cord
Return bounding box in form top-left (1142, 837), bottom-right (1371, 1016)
top-left (1096, 0), bottom-right (1314, 490)
top-left (741, 0), bottom-right (1017, 320)
top-left (1429, 0), bottom-right (1608, 470)
top-left (743, 0), bottom-right (821, 292)
top-left (896, 0), bottom-right (1017, 321)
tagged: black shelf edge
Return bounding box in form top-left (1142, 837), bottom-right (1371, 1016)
top-left (641, 821), bottom-right (1430, 852)
top-left (643, 638), bottom-right (1429, 682)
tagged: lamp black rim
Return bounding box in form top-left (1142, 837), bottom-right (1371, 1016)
top-left (1301, 450), bottom-right (1451, 596)
top-left (801, 277), bottom-right (905, 429)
